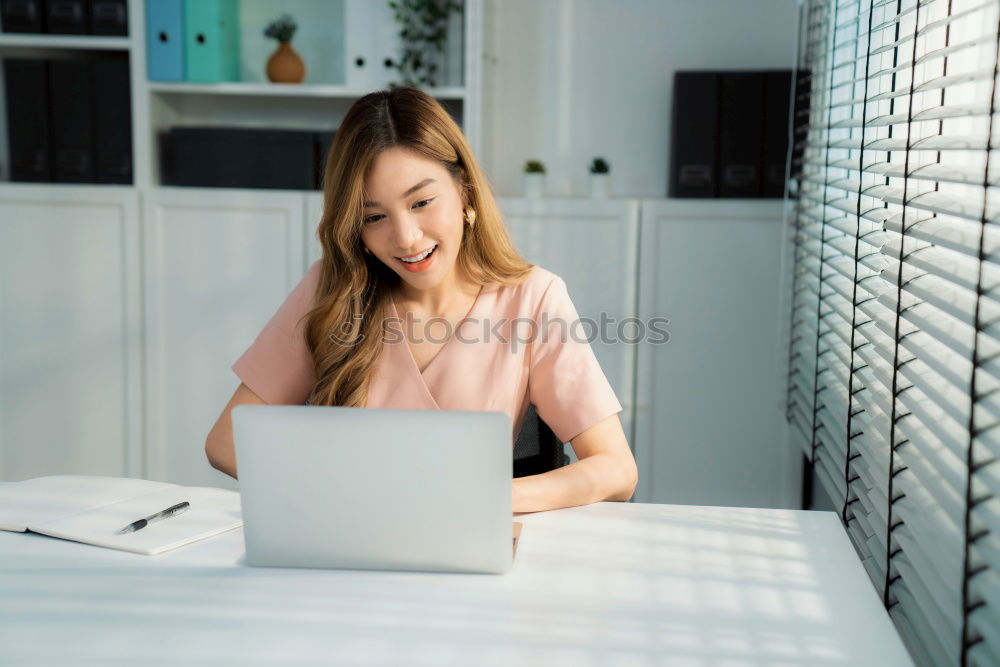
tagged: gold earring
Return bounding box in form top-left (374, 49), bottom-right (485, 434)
top-left (363, 246), bottom-right (372, 255)
top-left (464, 208), bottom-right (477, 227)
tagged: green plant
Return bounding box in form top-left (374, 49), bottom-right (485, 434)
top-left (524, 160), bottom-right (546, 174)
top-left (590, 157), bottom-right (610, 174)
top-left (263, 13), bottom-right (297, 43)
top-left (388, 0), bottom-right (464, 87)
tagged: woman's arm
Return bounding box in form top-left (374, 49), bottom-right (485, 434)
top-left (512, 413), bottom-right (638, 513)
top-left (205, 382), bottom-right (268, 479)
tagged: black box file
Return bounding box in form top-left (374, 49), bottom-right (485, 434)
top-left (718, 72), bottom-right (764, 198)
top-left (90, 0), bottom-right (127, 36)
top-left (4, 58), bottom-right (50, 181)
top-left (313, 131), bottom-right (335, 190)
top-left (1, 0), bottom-right (45, 32)
top-left (92, 56), bottom-right (132, 183)
top-left (762, 70), bottom-right (792, 198)
top-left (669, 71), bottom-right (719, 198)
top-left (163, 127), bottom-right (318, 190)
top-left (46, 0), bottom-right (87, 34)
top-left (49, 58), bottom-right (94, 182)
top-left (670, 69), bottom-right (796, 199)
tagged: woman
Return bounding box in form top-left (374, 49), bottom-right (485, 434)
top-left (205, 86), bottom-right (637, 513)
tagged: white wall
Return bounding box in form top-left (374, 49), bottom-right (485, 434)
top-left (480, 0), bottom-right (800, 198)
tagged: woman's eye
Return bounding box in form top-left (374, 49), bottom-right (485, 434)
top-left (363, 199), bottom-right (433, 224)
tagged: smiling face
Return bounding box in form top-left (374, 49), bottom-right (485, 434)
top-left (360, 146), bottom-right (469, 294)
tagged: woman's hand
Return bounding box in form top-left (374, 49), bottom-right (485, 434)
top-left (512, 477), bottom-right (528, 513)
top-left (511, 414), bottom-right (637, 514)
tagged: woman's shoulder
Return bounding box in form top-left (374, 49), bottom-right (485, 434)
top-left (487, 265), bottom-right (566, 311)
top-left (489, 263), bottom-right (561, 291)
top-left (523, 265), bottom-right (565, 293)
top-left (522, 264), bottom-right (560, 285)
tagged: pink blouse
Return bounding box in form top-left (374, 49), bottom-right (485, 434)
top-left (231, 261), bottom-right (622, 443)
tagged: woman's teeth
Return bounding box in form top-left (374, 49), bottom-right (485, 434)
top-left (399, 245), bottom-right (437, 263)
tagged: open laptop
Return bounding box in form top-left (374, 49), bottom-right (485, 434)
top-left (231, 405), bottom-right (515, 574)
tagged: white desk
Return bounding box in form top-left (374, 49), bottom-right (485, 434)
top-left (0, 502), bottom-right (913, 666)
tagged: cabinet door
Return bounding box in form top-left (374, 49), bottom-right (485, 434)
top-left (0, 185), bottom-right (142, 480)
top-left (634, 200), bottom-right (786, 507)
top-left (143, 188), bottom-right (306, 488)
top-left (498, 198), bottom-right (640, 452)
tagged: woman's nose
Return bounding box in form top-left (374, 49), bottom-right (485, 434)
top-left (391, 214), bottom-right (423, 249)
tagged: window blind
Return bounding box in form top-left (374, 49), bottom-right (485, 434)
top-left (785, 0), bottom-right (1000, 665)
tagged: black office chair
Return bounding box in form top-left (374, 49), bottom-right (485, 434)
top-left (513, 404), bottom-right (568, 478)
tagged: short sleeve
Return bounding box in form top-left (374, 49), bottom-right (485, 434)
top-left (231, 260), bottom-right (321, 405)
top-left (527, 276), bottom-right (623, 443)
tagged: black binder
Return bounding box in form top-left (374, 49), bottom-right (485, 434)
top-left (48, 58), bottom-right (94, 182)
top-left (165, 127), bottom-right (316, 190)
top-left (3, 58), bottom-right (50, 181)
top-left (313, 131), bottom-right (335, 190)
top-left (762, 70), bottom-right (792, 198)
top-left (1, 0), bottom-right (45, 32)
top-left (90, 0), bottom-right (126, 35)
top-left (718, 72), bottom-right (764, 198)
top-left (46, 0), bottom-right (87, 34)
top-left (669, 71), bottom-right (719, 198)
top-left (92, 56), bottom-right (132, 183)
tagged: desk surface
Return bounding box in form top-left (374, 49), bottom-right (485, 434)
top-left (0, 502), bottom-right (913, 666)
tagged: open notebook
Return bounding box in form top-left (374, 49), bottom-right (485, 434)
top-left (0, 475), bottom-right (242, 555)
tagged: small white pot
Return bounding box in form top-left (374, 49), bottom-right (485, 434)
top-left (589, 173), bottom-right (611, 199)
top-left (523, 172), bottom-right (545, 198)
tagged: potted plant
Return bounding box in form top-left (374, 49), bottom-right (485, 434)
top-left (523, 160), bottom-right (546, 199)
top-left (589, 157), bottom-right (611, 198)
top-left (388, 0), bottom-right (464, 88)
top-left (264, 13), bottom-right (306, 84)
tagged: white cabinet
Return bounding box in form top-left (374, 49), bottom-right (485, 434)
top-left (498, 197), bottom-right (640, 451)
top-left (633, 200), bottom-right (787, 507)
top-left (142, 188), bottom-right (306, 488)
top-left (0, 184), bottom-right (142, 480)
top-left (0, 186), bottom-right (795, 511)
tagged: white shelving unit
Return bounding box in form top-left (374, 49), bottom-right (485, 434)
top-left (0, 0), bottom-right (484, 487)
top-left (0, 0), bottom-right (483, 188)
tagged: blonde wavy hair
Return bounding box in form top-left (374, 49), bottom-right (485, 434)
top-left (304, 87), bottom-right (534, 407)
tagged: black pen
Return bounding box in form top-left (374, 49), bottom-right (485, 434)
top-left (115, 501), bottom-right (190, 535)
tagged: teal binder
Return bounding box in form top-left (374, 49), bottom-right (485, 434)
top-left (146, 0), bottom-right (184, 81)
top-left (184, 0), bottom-right (240, 82)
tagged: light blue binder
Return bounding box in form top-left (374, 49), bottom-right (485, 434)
top-left (145, 0), bottom-right (184, 81)
top-left (184, 0), bottom-right (240, 83)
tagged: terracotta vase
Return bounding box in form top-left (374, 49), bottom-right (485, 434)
top-left (266, 42), bottom-right (306, 83)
